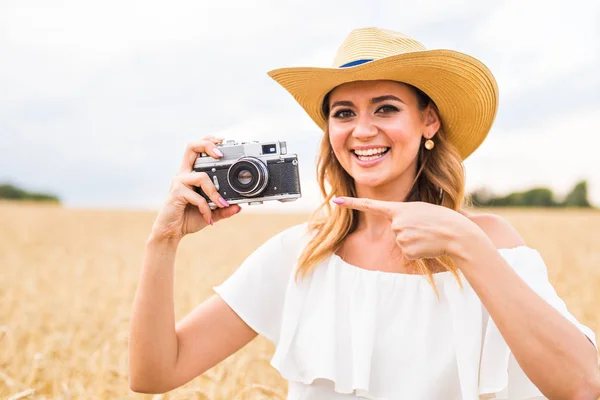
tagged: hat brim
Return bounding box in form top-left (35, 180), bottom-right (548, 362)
top-left (267, 49), bottom-right (498, 160)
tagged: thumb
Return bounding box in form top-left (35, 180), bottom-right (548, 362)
top-left (212, 204), bottom-right (242, 223)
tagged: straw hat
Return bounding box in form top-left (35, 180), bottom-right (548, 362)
top-left (267, 27), bottom-right (499, 160)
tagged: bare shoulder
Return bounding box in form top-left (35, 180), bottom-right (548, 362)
top-left (463, 211), bottom-right (526, 249)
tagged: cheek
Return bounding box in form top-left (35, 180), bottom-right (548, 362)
top-left (382, 120), bottom-right (418, 144)
top-left (328, 125), bottom-right (348, 152)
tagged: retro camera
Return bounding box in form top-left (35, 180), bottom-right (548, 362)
top-left (193, 140), bottom-right (302, 209)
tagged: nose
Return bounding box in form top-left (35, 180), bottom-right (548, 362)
top-left (352, 115), bottom-right (378, 140)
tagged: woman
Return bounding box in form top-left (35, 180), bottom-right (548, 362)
top-left (129, 28), bottom-right (600, 399)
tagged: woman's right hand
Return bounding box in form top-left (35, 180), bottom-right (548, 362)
top-left (151, 136), bottom-right (242, 240)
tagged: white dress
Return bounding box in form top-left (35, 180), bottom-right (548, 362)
top-left (213, 224), bottom-right (597, 400)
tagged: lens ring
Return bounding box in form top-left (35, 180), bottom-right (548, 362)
top-left (227, 157), bottom-right (269, 197)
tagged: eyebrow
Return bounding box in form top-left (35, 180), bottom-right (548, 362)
top-left (330, 95), bottom-right (406, 110)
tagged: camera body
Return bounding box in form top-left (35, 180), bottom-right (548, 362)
top-left (193, 140), bottom-right (302, 209)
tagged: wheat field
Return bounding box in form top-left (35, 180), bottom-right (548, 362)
top-left (1, 201), bottom-right (599, 400)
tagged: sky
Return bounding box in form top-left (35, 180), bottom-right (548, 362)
top-left (1, 0), bottom-right (599, 212)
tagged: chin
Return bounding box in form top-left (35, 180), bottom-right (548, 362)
top-left (350, 173), bottom-right (390, 188)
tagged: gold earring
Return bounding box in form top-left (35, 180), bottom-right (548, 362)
top-left (424, 139), bottom-right (435, 150)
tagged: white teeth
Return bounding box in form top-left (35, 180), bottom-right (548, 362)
top-left (357, 153), bottom-right (385, 161)
top-left (353, 147), bottom-right (388, 156)
top-left (353, 147), bottom-right (389, 162)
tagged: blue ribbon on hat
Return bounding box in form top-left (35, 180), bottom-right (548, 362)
top-left (339, 59), bottom-right (373, 68)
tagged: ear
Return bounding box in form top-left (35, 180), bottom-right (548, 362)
top-left (423, 105), bottom-right (441, 139)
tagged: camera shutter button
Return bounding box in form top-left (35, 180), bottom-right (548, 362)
top-left (212, 175), bottom-right (220, 191)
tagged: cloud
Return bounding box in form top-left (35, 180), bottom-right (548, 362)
top-left (474, 0), bottom-right (599, 98)
top-left (1, 0), bottom-right (598, 210)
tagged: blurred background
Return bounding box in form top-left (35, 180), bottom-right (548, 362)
top-left (1, 1), bottom-right (599, 399)
top-left (2, 0), bottom-right (599, 210)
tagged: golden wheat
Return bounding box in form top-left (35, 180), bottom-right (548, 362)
top-left (1, 202), bottom-right (598, 399)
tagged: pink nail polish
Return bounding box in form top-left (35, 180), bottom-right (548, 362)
top-left (332, 198), bottom-right (344, 205)
top-left (213, 148), bottom-right (223, 157)
top-left (209, 218), bottom-right (214, 226)
top-left (219, 197), bottom-right (229, 207)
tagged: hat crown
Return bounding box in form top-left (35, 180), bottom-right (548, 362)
top-left (333, 27), bottom-right (427, 68)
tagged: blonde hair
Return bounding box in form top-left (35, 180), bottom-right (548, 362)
top-left (295, 83), bottom-right (467, 293)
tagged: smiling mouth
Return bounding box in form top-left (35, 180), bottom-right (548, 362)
top-left (351, 147), bottom-right (390, 162)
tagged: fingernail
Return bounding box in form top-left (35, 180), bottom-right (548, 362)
top-left (332, 198), bottom-right (344, 205)
top-left (219, 197), bottom-right (229, 207)
top-left (213, 148), bottom-right (223, 157)
top-left (209, 218), bottom-right (214, 226)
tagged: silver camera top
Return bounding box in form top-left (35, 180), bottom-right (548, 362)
top-left (194, 140), bottom-right (290, 168)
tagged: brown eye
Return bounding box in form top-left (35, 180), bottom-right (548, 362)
top-left (376, 105), bottom-right (399, 114)
top-left (332, 109), bottom-right (355, 119)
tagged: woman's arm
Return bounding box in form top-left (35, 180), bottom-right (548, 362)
top-left (128, 235), bottom-right (179, 391)
top-left (453, 214), bottom-right (600, 400)
top-left (129, 137), bottom-right (251, 393)
top-left (128, 233), bottom-right (257, 393)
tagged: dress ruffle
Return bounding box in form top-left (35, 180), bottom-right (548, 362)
top-left (272, 254), bottom-right (462, 399)
top-left (269, 246), bottom-right (596, 400)
top-left (271, 255), bottom-right (381, 398)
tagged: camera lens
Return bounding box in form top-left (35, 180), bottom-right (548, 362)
top-left (237, 169), bottom-right (253, 185)
top-left (227, 157), bottom-right (269, 197)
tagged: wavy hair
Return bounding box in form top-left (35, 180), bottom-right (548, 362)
top-left (295, 83), bottom-right (467, 293)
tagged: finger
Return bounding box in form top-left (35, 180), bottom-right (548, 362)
top-left (178, 185), bottom-right (212, 226)
top-left (179, 137), bottom-right (224, 174)
top-left (212, 204), bottom-right (242, 223)
top-left (397, 244), bottom-right (423, 261)
top-left (394, 229), bottom-right (419, 248)
top-left (179, 171), bottom-right (228, 208)
top-left (333, 196), bottom-right (395, 218)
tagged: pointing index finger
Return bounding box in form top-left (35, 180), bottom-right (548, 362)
top-left (333, 197), bottom-right (396, 218)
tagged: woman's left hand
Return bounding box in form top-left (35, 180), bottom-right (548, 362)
top-left (333, 197), bottom-right (484, 261)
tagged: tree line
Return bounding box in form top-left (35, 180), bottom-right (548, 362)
top-left (0, 184), bottom-right (60, 203)
top-left (469, 180), bottom-right (593, 208)
top-left (0, 180), bottom-right (594, 208)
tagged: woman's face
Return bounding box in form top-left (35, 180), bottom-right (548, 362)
top-left (328, 80), bottom-right (439, 191)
